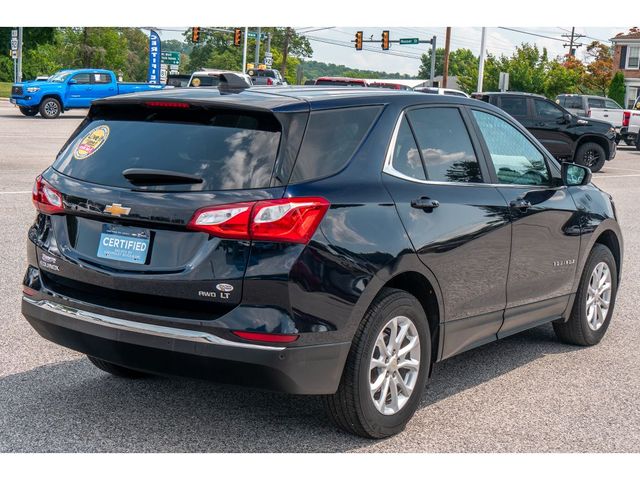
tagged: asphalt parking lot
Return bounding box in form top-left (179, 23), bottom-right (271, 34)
top-left (0, 99), bottom-right (639, 453)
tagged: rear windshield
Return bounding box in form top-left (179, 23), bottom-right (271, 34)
top-left (190, 75), bottom-right (220, 87)
top-left (53, 111), bottom-right (281, 191)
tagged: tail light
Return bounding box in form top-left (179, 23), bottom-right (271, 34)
top-left (623, 111), bottom-right (631, 127)
top-left (187, 197), bottom-right (330, 244)
top-left (232, 331), bottom-right (299, 343)
top-left (587, 109), bottom-right (592, 117)
top-left (144, 101), bottom-right (190, 109)
top-left (32, 176), bottom-right (64, 214)
top-left (266, 77), bottom-right (273, 86)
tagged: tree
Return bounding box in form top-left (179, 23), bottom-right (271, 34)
top-left (418, 48), bottom-right (477, 80)
top-left (544, 57), bottom-right (584, 98)
top-left (608, 71), bottom-right (626, 106)
top-left (583, 41), bottom-right (614, 96)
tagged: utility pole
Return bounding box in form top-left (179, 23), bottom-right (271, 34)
top-left (430, 35), bottom-right (437, 87)
top-left (477, 27), bottom-right (487, 93)
top-left (281, 27), bottom-right (292, 78)
top-left (562, 27), bottom-right (584, 58)
top-left (267, 32), bottom-right (271, 54)
top-left (254, 27), bottom-right (261, 65)
top-left (442, 27), bottom-right (451, 88)
top-left (242, 27), bottom-right (248, 73)
top-left (17, 27), bottom-right (23, 83)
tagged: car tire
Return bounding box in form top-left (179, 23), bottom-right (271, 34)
top-left (636, 139), bottom-right (640, 151)
top-left (553, 244), bottom-right (617, 346)
top-left (323, 288), bottom-right (431, 439)
top-left (87, 356), bottom-right (149, 378)
top-left (39, 97), bottom-right (61, 119)
top-left (574, 142), bottom-right (606, 172)
top-left (19, 106), bottom-right (38, 117)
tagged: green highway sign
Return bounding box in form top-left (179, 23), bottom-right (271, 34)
top-left (399, 38), bottom-right (419, 45)
top-left (247, 32), bottom-right (266, 40)
top-left (161, 51), bottom-right (181, 65)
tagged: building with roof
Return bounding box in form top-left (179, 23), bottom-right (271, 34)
top-left (611, 30), bottom-right (640, 107)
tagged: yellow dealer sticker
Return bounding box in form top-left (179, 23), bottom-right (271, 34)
top-left (73, 125), bottom-right (110, 160)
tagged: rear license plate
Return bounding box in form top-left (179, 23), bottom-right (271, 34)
top-left (97, 224), bottom-right (150, 264)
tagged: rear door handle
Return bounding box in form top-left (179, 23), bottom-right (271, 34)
top-left (509, 198), bottom-right (532, 211)
top-left (536, 122), bottom-right (546, 127)
top-left (411, 196), bottom-right (440, 211)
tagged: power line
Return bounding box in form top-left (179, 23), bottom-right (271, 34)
top-left (497, 27), bottom-right (567, 43)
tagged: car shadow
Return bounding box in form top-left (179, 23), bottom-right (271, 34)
top-left (0, 323), bottom-right (580, 452)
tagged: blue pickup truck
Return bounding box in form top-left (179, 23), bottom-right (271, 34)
top-left (10, 69), bottom-right (166, 119)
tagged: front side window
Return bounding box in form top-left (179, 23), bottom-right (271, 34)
top-left (472, 110), bottom-right (550, 186)
top-left (499, 96), bottom-right (528, 117)
top-left (72, 73), bottom-right (91, 84)
top-left (534, 99), bottom-right (565, 120)
top-left (407, 107), bottom-right (482, 183)
top-left (391, 117), bottom-right (425, 180)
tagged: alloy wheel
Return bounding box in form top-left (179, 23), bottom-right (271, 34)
top-left (44, 101), bottom-right (59, 117)
top-left (586, 261), bottom-right (612, 331)
top-left (583, 149), bottom-right (600, 168)
top-left (369, 315), bottom-right (421, 415)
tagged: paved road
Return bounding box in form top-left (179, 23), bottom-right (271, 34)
top-left (0, 100), bottom-right (638, 452)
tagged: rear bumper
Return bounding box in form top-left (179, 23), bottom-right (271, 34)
top-left (22, 296), bottom-right (350, 395)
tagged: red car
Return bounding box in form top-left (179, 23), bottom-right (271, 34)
top-left (314, 76), bottom-right (368, 87)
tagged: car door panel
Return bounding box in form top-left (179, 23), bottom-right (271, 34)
top-left (528, 98), bottom-right (574, 158)
top-left (469, 108), bottom-right (582, 336)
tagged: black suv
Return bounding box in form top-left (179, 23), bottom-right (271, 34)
top-left (23, 87), bottom-right (623, 439)
top-left (472, 92), bottom-right (617, 172)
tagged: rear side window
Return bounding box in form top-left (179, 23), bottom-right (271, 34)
top-left (191, 75), bottom-right (220, 87)
top-left (289, 106), bottom-right (381, 183)
top-left (406, 107), bottom-right (482, 183)
top-left (499, 96), bottom-right (528, 117)
top-left (93, 73), bottom-right (111, 84)
top-left (53, 111), bottom-right (281, 191)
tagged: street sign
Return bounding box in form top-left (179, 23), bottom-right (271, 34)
top-left (399, 38), bottom-right (419, 45)
top-left (11, 39), bottom-right (18, 50)
top-left (264, 56), bottom-right (273, 67)
top-left (11, 29), bottom-right (17, 38)
top-left (11, 50), bottom-right (17, 59)
top-left (247, 32), bottom-right (266, 40)
top-left (161, 51), bottom-right (180, 66)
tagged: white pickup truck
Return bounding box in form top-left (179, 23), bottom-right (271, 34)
top-left (557, 94), bottom-right (639, 145)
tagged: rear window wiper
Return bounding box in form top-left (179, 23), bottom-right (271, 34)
top-left (122, 168), bottom-right (203, 185)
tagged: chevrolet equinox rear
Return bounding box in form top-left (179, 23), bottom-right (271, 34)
top-left (23, 87), bottom-right (623, 439)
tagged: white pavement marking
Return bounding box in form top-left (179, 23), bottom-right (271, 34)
top-left (0, 191), bottom-right (31, 194)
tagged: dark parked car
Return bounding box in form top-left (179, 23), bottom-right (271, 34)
top-left (472, 92), bottom-right (616, 172)
top-left (23, 87), bottom-right (623, 439)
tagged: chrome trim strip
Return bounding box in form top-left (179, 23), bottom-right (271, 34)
top-left (382, 109), bottom-right (564, 190)
top-left (23, 297), bottom-right (285, 352)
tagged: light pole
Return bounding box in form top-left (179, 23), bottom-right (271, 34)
top-left (242, 27), bottom-right (249, 72)
top-left (477, 27), bottom-right (487, 93)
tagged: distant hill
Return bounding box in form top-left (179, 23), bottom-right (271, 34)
top-left (299, 60), bottom-right (416, 81)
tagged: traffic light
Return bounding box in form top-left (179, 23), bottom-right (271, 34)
top-left (382, 30), bottom-right (390, 50)
top-left (234, 28), bottom-right (242, 47)
top-left (192, 27), bottom-right (200, 43)
top-left (355, 31), bottom-right (363, 51)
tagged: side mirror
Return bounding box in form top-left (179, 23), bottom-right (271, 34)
top-left (68, 79), bottom-right (77, 85)
top-left (558, 113), bottom-right (572, 124)
top-left (562, 162), bottom-right (592, 186)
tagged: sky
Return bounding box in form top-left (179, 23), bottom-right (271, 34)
top-left (156, 26), bottom-right (629, 77)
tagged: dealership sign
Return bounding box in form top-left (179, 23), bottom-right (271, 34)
top-left (147, 30), bottom-right (161, 84)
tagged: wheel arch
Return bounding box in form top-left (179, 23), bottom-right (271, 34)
top-left (576, 135), bottom-right (611, 159)
top-left (40, 94), bottom-right (64, 110)
top-left (593, 229), bottom-right (622, 283)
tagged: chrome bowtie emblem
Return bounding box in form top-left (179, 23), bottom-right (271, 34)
top-left (104, 203), bottom-right (131, 217)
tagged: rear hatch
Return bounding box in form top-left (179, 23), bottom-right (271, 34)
top-left (37, 100), bottom-right (299, 319)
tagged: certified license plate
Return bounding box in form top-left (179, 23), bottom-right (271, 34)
top-left (97, 224), bottom-right (150, 264)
